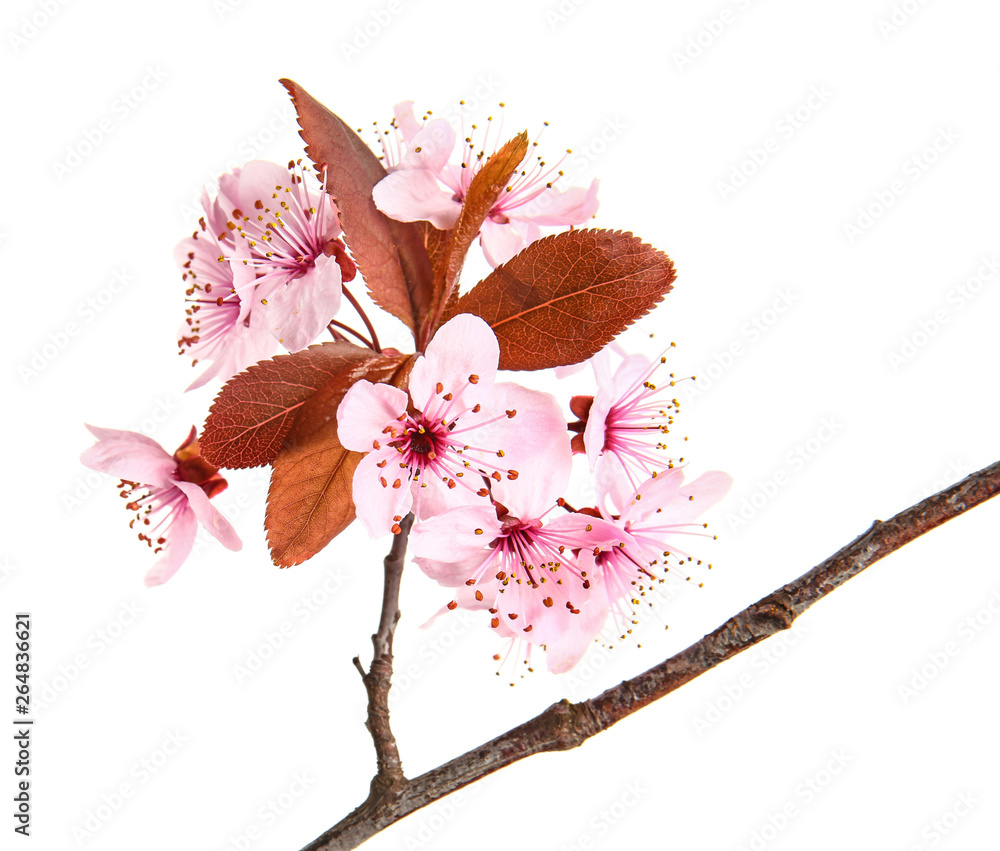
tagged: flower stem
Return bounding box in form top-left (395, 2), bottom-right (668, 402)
top-left (328, 319), bottom-right (375, 350)
top-left (341, 285), bottom-right (382, 354)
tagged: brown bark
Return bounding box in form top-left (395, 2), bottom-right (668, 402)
top-left (301, 460), bottom-right (1000, 851)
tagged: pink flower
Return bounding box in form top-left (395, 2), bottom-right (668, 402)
top-left (81, 425), bottom-right (242, 586)
top-left (176, 192), bottom-right (279, 391)
top-left (219, 160), bottom-right (354, 352)
top-left (410, 425), bottom-right (623, 670)
top-left (570, 346), bottom-right (685, 505)
top-left (579, 466), bottom-right (732, 635)
top-left (337, 314), bottom-right (567, 537)
top-left (372, 103), bottom-right (461, 229)
top-left (372, 103), bottom-right (599, 266)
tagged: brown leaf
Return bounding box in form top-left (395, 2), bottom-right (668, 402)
top-left (421, 132), bottom-right (529, 347)
top-left (265, 354), bottom-right (412, 567)
top-left (283, 354), bottom-right (412, 447)
top-left (200, 343), bottom-right (386, 469)
top-left (455, 229), bottom-right (676, 370)
top-left (280, 79), bottom-right (433, 335)
top-left (266, 435), bottom-right (363, 567)
top-left (417, 220), bottom-right (451, 275)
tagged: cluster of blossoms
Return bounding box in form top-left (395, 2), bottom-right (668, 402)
top-left (176, 159), bottom-right (356, 389)
top-left (371, 102), bottom-right (600, 266)
top-left (81, 84), bottom-right (730, 671)
top-left (398, 321), bottom-right (730, 672)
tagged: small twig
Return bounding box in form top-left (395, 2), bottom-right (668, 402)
top-left (299, 460), bottom-right (1000, 851)
top-left (341, 285), bottom-right (382, 354)
top-left (328, 319), bottom-right (375, 350)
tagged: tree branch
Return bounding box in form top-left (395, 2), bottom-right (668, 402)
top-left (343, 512), bottom-right (413, 832)
top-left (301, 460), bottom-right (1000, 851)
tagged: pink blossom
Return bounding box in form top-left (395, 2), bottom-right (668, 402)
top-left (218, 160), bottom-right (354, 352)
top-left (570, 346), bottom-right (686, 505)
top-left (410, 425), bottom-right (622, 670)
top-left (81, 425), bottom-right (242, 586)
top-left (176, 191), bottom-right (279, 390)
top-left (337, 314), bottom-right (567, 537)
top-left (372, 103), bottom-right (599, 266)
top-left (579, 466), bottom-right (732, 635)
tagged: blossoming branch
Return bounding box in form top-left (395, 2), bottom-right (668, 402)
top-left (82, 78), bottom-right (728, 674)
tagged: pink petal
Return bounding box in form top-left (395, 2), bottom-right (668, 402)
top-left (260, 253), bottom-right (343, 351)
top-left (336, 381), bottom-right (408, 453)
top-left (174, 480), bottom-right (243, 551)
top-left (408, 314), bottom-right (499, 413)
top-left (392, 101), bottom-right (422, 143)
top-left (553, 362), bottom-right (587, 379)
top-left (491, 559), bottom-right (590, 646)
top-left (482, 383), bottom-right (572, 520)
top-left (544, 513), bottom-right (622, 547)
top-left (81, 425), bottom-right (178, 488)
top-left (583, 352), bottom-right (652, 508)
top-left (583, 355), bottom-right (615, 472)
top-left (673, 470), bottom-right (733, 523)
top-left (200, 187), bottom-right (230, 239)
top-left (184, 307), bottom-right (279, 391)
top-left (217, 160), bottom-right (294, 217)
top-left (412, 468), bottom-right (489, 521)
top-left (411, 505), bottom-right (501, 562)
top-left (400, 119), bottom-right (456, 173)
top-left (595, 455), bottom-right (641, 515)
top-left (143, 503), bottom-right (199, 587)
top-left (479, 218), bottom-right (532, 267)
top-left (515, 179), bottom-right (600, 226)
top-left (372, 170), bottom-right (461, 230)
top-left (351, 449), bottom-right (414, 538)
top-left (613, 353), bottom-right (657, 396)
top-left (415, 554), bottom-right (494, 588)
top-left (544, 597), bottom-right (610, 673)
top-left (626, 468), bottom-right (732, 525)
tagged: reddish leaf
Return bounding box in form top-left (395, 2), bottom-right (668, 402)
top-left (455, 229), bottom-right (676, 370)
top-left (280, 79), bottom-right (433, 335)
top-left (266, 435), bottom-right (363, 568)
top-left (421, 132), bottom-right (529, 347)
top-left (283, 354), bottom-right (412, 447)
top-left (418, 221), bottom-right (451, 278)
top-left (265, 354), bottom-right (412, 567)
top-left (201, 343), bottom-right (386, 469)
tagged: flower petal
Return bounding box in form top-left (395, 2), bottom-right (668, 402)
top-left (411, 505), bottom-right (501, 562)
top-left (260, 253), bottom-right (343, 351)
top-left (336, 381), bottom-right (408, 453)
top-left (595, 454), bottom-right (642, 515)
top-left (351, 449), bottom-right (414, 538)
top-left (184, 306), bottom-right (279, 391)
top-left (412, 467), bottom-right (490, 521)
top-left (545, 597), bottom-right (609, 673)
top-left (479, 218), bottom-right (533, 267)
top-left (400, 119), bottom-right (456, 174)
top-left (174, 480), bottom-right (243, 551)
top-left (482, 383), bottom-right (572, 520)
top-left (408, 314), bottom-right (499, 414)
top-left (626, 468), bottom-right (732, 525)
top-left (217, 160), bottom-right (296, 218)
top-left (143, 503), bottom-right (198, 587)
top-left (515, 178), bottom-right (600, 226)
top-left (392, 101), bottom-right (422, 143)
top-left (372, 170), bottom-right (461, 230)
top-left (81, 425), bottom-right (178, 488)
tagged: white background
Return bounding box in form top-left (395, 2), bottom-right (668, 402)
top-left (3, 0), bottom-right (999, 849)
